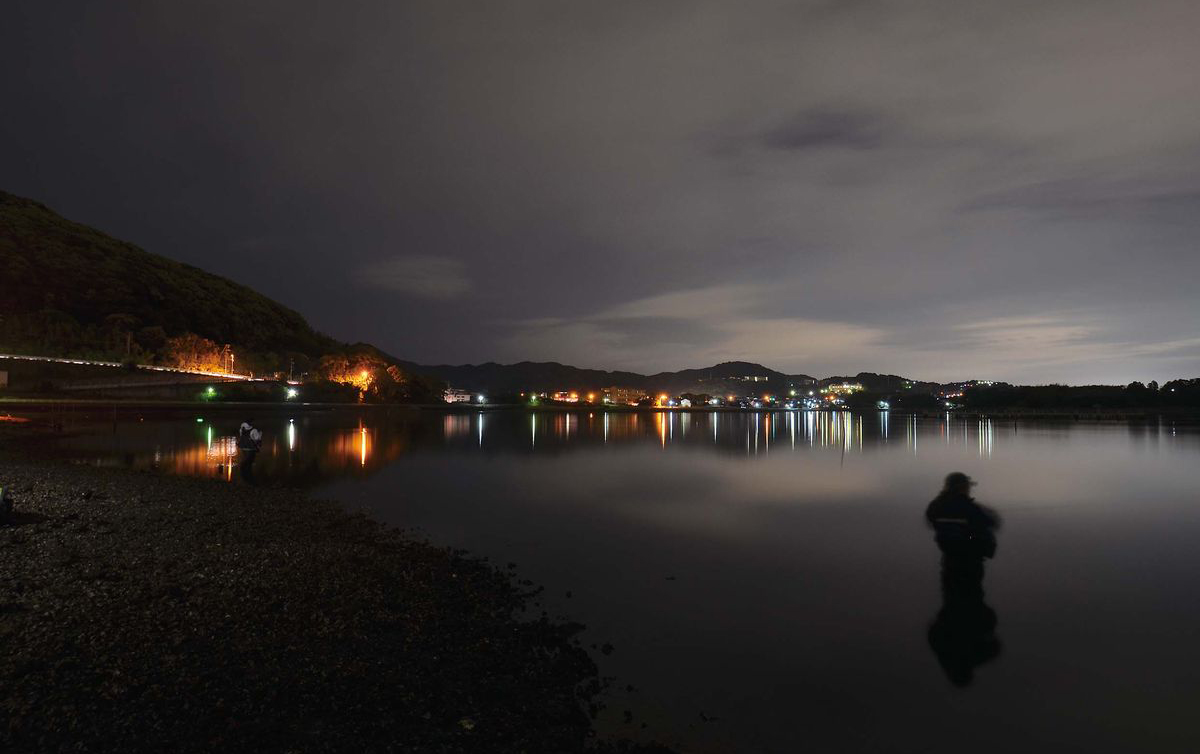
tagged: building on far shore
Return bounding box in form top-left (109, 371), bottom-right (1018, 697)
top-left (443, 388), bottom-right (474, 404)
top-left (602, 386), bottom-right (647, 405)
top-left (823, 382), bottom-right (863, 395)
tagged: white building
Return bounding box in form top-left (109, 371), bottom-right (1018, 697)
top-left (443, 388), bottom-right (474, 404)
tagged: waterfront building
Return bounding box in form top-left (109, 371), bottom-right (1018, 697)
top-left (602, 386), bottom-right (647, 405)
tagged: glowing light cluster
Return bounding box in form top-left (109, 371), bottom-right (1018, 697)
top-left (325, 363), bottom-right (377, 393)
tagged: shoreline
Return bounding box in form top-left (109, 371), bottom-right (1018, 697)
top-left (0, 448), bottom-right (672, 753)
top-left (5, 397), bottom-right (1200, 422)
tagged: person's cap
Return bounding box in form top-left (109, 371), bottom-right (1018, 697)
top-left (945, 471), bottom-right (976, 487)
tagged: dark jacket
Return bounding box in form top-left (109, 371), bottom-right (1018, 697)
top-left (238, 423), bottom-right (262, 452)
top-left (925, 491), bottom-right (1000, 558)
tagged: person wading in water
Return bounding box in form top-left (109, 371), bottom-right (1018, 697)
top-left (925, 472), bottom-right (1002, 686)
top-left (237, 418), bottom-right (263, 482)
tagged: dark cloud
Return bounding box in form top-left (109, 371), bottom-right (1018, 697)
top-left (762, 109), bottom-right (890, 151)
top-left (1, 0), bottom-right (1198, 383)
top-left (964, 174), bottom-right (1200, 220)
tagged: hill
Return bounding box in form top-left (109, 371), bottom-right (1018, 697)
top-left (819, 372), bottom-right (940, 393)
top-left (398, 360), bottom-right (648, 394)
top-left (402, 359), bottom-right (818, 396)
top-left (0, 190), bottom-right (338, 370)
top-left (647, 361), bottom-right (811, 394)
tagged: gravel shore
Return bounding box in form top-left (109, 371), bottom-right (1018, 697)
top-left (0, 450), bottom-right (668, 753)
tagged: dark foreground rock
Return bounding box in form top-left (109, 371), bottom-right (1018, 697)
top-left (0, 455), bottom-right (671, 753)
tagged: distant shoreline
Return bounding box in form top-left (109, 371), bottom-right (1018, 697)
top-left (4, 398), bottom-right (1199, 422)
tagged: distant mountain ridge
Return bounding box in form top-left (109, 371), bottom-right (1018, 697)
top-left (400, 359), bottom-right (832, 395)
top-left (397, 360), bottom-right (951, 396)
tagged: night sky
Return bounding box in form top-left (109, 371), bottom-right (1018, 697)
top-left (3, 1), bottom-right (1198, 383)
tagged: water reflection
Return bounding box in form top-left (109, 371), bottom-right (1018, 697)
top-left (36, 409), bottom-right (1200, 488)
top-left (978, 419), bottom-right (994, 458)
top-left (929, 554), bottom-right (1002, 687)
top-left (444, 414), bottom-right (470, 441)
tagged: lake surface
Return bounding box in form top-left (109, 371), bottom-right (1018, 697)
top-left (30, 408), bottom-right (1200, 753)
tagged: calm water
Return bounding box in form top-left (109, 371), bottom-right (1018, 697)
top-left (32, 409), bottom-right (1200, 752)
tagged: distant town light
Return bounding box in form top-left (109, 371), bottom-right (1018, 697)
top-left (286, 387), bottom-right (299, 399)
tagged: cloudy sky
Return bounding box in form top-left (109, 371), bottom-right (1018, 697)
top-left (3, 0), bottom-right (1199, 383)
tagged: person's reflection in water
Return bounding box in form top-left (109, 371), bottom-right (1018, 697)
top-left (925, 472), bottom-right (1002, 687)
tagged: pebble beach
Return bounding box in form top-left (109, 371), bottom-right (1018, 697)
top-left (0, 446), bottom-right (668, 753)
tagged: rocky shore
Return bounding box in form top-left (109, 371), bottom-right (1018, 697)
top-left (0, 451), bottom-right (669, 753)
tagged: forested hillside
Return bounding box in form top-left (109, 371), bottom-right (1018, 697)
top-left (0, 190), bottom-right (336, 372)
top-left (0, 190), bottom-right (448, 401)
